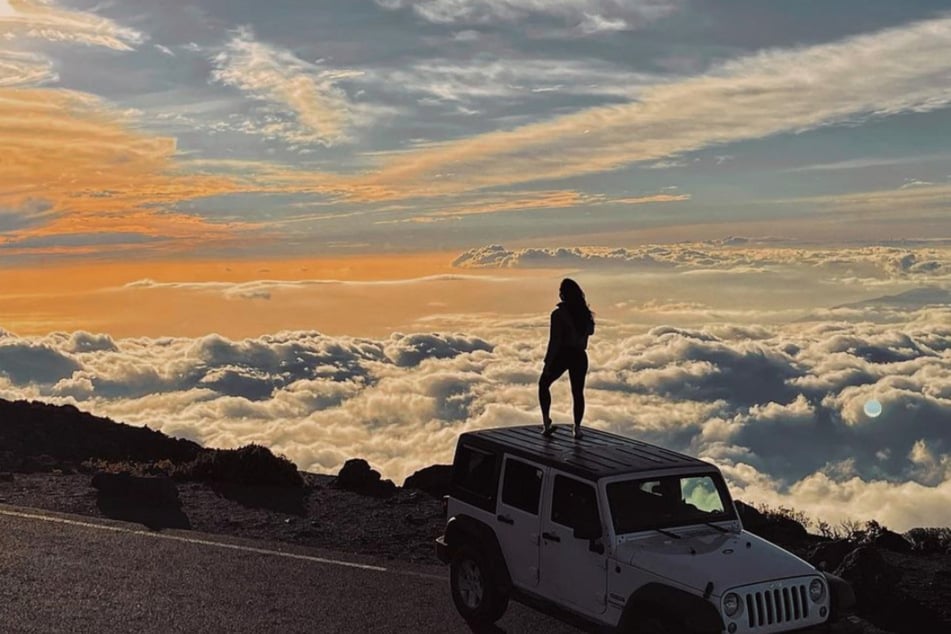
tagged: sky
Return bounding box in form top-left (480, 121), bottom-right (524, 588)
top-left (1, 0), bottom-right (950, 531)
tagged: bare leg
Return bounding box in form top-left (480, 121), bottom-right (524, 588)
top-left (539, 361), bottom-right (568, 436)
top-left (538, 373), bottom-right (554, 428)
top-left (568, 353), bottom-right (589, 437)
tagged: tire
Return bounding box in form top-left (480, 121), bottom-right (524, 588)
top-left (617, 610), bottom-right (680, 634)
top-left (631, 615), bottom-right (680, 634)
top-left (449, 544), bottom-right (509, 625)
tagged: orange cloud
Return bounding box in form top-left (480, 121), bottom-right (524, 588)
top-left (0, 89), bottom-right (259, 250)
top-left (0, 0), bottom-right (143, 50)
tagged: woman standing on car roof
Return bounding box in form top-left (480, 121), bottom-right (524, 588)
top-left (539, 278), bottom-right (595, 440)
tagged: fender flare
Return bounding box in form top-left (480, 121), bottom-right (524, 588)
top-left (445, 514), bottom-right (513, 593)
top-left (823, 571), bottom-right (856, 617)
top-left (618, 583), bottom-right (723, 634)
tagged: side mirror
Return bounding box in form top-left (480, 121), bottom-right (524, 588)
top-left (573, 523), bottom-right (602, 541)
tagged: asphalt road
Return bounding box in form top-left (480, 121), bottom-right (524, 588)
top-left (0, 505), bottom-right (584, 633)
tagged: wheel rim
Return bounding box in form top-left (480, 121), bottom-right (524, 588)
top-left (456, 559), bottom-right (484, 609)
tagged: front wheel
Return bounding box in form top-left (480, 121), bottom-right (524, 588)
top-left (449, 545), bottom-right (509, 625)
top-left (618, 612), bottom-right (681, 634)
top-left (633, 616), bottom-right (677, 634)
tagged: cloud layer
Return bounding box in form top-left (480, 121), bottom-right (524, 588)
top-left (1, 304), bottom-right (949, 531)
top-left (452, 244), bottom-right (951, 284)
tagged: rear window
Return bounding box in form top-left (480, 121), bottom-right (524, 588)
top-left (451, 444), bottom-right (499, 511)
top-left (501, 458), bottom-right (543, 515)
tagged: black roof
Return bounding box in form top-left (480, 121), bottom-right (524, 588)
top-left (459, 425), bottom-right (713, 480)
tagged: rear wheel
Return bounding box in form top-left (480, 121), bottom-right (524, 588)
top-left (449, 544), bottom-right (509, 625)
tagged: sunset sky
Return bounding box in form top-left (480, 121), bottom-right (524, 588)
top-left (1, 1), bottom-right (950, 530)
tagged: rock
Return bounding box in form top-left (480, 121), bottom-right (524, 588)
top-left (334, 459), bottom-right (396, 498)
top-left (871, 528), bottom-right (913, 554)
top-left (402, 464), bottom-right (452, 498)
top-left (92, 472), bottom-right (189, 530)
top-left (807, 539), bottom-right (855, 571)
top-left (92, 472), bottom-right (181, 508)
top-left (0, 472), bottom-right (13, 483)
top-left (833, 546), bottom-right (902, 611)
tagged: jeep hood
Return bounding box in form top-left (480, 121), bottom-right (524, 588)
top-left (616, 529), bottom-right (817, 596)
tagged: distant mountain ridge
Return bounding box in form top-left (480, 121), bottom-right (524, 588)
top-left (835, 286), bottom-right (951, 310)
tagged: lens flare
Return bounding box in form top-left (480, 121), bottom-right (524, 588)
top-left (863, 399), bottom-right (883, 418)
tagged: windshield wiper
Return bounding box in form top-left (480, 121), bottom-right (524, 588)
top-left (654, 528), bottom-right (681, 540)
top-left (704, 522), bottom-right (730, 533)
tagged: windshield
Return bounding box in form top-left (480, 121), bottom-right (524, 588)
top-left (607, 473), bottom-right (736, 534)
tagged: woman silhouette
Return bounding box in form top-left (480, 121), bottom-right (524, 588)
top-left (539, 278), bottom-right (595, 439)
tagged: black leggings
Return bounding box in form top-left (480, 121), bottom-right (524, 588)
top-left (539, 349), bottom-right (588, 426)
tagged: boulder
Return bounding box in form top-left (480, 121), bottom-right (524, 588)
top-left (833, 547), bottom-right (902, 611)
top-left (334, 459), bottom-right (396, 498)
top-left (402, 465), bottom-right (452, 498)
top-left (92, 472), bottom-right (181, 507)
top-left (807, 539), bottom-right (856, 572)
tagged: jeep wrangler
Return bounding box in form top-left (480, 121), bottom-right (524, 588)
top-left (435, 425), bottom-right (855, 633)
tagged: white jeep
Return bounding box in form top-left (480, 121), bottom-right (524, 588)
top-left (435, 425), bottom-right (855, 633)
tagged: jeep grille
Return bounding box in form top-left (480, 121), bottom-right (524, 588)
top-left (744, 583), bottom-right (808, 629)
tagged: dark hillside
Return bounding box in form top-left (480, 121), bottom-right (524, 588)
top-left (0, 399), bottom-right (202, 470)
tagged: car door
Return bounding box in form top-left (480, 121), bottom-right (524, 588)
top-left (538, 471), bottom-right (608, 616)
top-left (494, 456), bottom-right (546, 589)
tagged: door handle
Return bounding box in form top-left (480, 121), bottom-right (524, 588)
top-left (542, 532), bottom-right (561, 543)
top-left (497, 514), bottom-right (514, 525)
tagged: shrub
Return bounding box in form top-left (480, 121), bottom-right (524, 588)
top-left (904, 527), bottom-right (951, 554)
top-left (180, 445), bottom-right (303, 488)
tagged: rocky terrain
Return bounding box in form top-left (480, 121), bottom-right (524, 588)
top-left (1, 398), bottom-right (949, 633)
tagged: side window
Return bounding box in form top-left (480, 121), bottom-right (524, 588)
top-left (451, 445), bottom-right (499, 510)
top-left (501, 458), bottom-right (543, 515)
top-left (551, 475), bottom-right (599, 530)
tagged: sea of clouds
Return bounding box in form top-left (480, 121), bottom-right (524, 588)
top-left (1, 243), bottom-right (950, 532)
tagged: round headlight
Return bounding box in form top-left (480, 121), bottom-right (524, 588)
top-left (723, 593), bottom-right (741, 617)
top-left (809, 579), bottom-right (826, 603)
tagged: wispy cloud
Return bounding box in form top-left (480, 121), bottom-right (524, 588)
top-left (358, 16), bottom-right (951, 196)
top-left (798, 183), bottom-right (951, 215)
top-left (0, 49), bottom-right (55, 86)
top-left (785, 154), bottom-right (951, 173)
top-left (211, 27), bottom-right (363, 147)
top-left (376, 190), bottom-right (690, 223)
top-left (373, 55), bottom-right (661, 104)
top-left (376, 0), bottom-right (679, 33)
top-left (0, 0), bottom-right (144, 50)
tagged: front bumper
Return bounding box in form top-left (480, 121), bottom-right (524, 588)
top-left (435, 535), bottom-right (449, 564)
